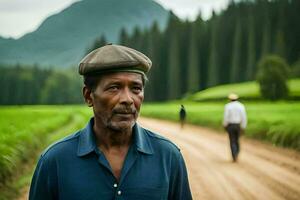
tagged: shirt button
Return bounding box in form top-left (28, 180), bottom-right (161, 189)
top-left (113, 183), bottom-right (118, 188)
top-left (117, 190), bottom-right (122, 195)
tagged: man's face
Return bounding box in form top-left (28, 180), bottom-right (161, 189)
top-left (85, 72), bottom-right (144, 131)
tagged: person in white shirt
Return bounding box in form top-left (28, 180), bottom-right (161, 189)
top-left (223, 93), bottom-right (247, 162)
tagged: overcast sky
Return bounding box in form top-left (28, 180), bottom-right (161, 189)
top-left (0, 0), bottom-right (229, 39)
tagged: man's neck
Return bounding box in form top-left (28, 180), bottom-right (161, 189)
top-left (93, 122), bottom-right (133, 181)
top-left (93, 123), bottom-right (133, 150)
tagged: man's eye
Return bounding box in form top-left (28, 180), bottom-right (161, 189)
top-left (132, 87), bottom-right (142, 93)
top-left (107, 86), bottom-right (119, 91)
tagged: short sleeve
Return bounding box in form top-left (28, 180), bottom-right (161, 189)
top-left (240, 104), bottom-right (247, 129)
top-left (223, 104), bottom-right (229, 127)
top-left (168, 152), bottom-right (193, 200)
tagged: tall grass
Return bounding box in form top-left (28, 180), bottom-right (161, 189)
top-left (0, 106), bottom-right (92, 186)
top-left (0, 106), bottom-right (93, 200)
top-left (0, 106), bottom-right (69, 184)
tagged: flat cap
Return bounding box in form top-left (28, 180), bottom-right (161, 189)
top-left (79, 44), bottom-right (152, 75)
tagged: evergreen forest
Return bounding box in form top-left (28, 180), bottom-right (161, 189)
top-left (1, 0), bottom-right (299, 104)
top-left (116, 0), bottom-right (300, 101)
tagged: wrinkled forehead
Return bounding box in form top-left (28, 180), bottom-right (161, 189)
top-left (98, 71), bottom-right (143, 84)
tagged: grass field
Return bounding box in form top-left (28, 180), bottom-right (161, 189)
top-left (141, 101), bottom-right (300, 150)
top-left (0, 106), bottom-right (92, 199)
top-left (189, 79), bottom-right (300, 101)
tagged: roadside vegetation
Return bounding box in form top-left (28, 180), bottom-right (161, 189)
top-left (141, 79), bottom-right (300, 150)
top-left (0, 106), bottom-right (91, 200)
top-left (141, 102), bottom-right (300, 150)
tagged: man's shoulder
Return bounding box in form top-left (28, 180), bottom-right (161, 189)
top-left (225, 102), bottom-right (232, 107)
top-left (234, 101), bottom-right (245, 109)
top-left (226, 101), bottom-right (244, 107)
top-left (141, 127), bottom-right (181, 152)
top-left (41, 130), bottom-right (81, 158)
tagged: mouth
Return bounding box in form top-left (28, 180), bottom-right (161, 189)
top-left (113, 107), bottom-right (136, 115)
top-left (115, 112), bottom-right (133, 116)
top-left (112, 106), bottom-right (138, 121)
top-left (113, 111), bottom-right (136, 119)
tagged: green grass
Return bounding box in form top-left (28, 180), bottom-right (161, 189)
top-left (0, 106), bottom-right (70, 182)
top-left (0, 105), bottom-right (92, 200)
top-left (141, 101), bottom-right (300, 150)
top-left (189, 78), bottom-right (300, 101)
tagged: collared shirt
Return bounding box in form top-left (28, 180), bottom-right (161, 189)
top-left (223, 101), bottom-right (247, 129)
top-left (29, 118), bottom-right (192, 200)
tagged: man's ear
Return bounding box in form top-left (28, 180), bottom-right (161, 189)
top-left (83, 86), bottom-right (93, 107)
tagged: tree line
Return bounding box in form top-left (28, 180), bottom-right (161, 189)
top-left (0, 0), bottom-right (299, 104)
top-left (0, 65), bottom-right (83, 105)
top-left (91, 0), bottom-right (300, 101)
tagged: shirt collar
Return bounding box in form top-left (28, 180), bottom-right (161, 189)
top-left (77, 118), bottom-right (97, 157)
top-left (133, 123), bottom-right (153, 155)
top-left (77, 118), bottom-right (153, 157)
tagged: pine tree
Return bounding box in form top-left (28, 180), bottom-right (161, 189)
top-left (119, 28), bottom-right (130, 46)
top-left (131, 26), bottom-right (143, 51)
top-left (245, 13), bottom-right (256, 81)
top-left (187, 23), bottom-right (200, 92)
top-left (0, 67), bottom-right (9, 104)
top-left (274, 30), bottom-right (286, 58)
top-left (167, 34), bottom-right (181, 99)
top-left (230, 18), bottom-right (242, 83)
top-left (273, 2), bottom-right (286, 59)
top-left (144, 22), bottom-right (161, 101)
top-left (207, 16), bottom-right (219, 87)
top-left (261, 12), bottom-right (271, 58)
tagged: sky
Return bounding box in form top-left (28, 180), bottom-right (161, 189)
top-left (0, 0), bottom-right (230, 39)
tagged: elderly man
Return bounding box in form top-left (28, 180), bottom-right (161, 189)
top-left (29, 44), bottom-right (192, 200)
top-left (223, 93), bottom-right (247, 162)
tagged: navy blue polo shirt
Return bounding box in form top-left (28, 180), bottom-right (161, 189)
top-left (29, 118), bottom-right (192, 200)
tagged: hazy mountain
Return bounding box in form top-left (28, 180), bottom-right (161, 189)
top-left (0, 0), bottom-right (169, 67)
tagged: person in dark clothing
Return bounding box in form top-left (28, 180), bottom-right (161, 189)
top-left (179, 104), bottom-right (186, 129)
top-left (226, 124), bottom-right (241, 161)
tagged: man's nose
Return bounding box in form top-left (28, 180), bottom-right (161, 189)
top-left (119, 88), bottom-right (134, 105)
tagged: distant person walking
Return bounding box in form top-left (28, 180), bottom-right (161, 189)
top-left (179, 104), bottom-right (186, 129)
top-left (223, 93), bottom-right (247, 162)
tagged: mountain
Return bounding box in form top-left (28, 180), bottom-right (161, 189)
top-left (0, 0), bottom-right (169, 67)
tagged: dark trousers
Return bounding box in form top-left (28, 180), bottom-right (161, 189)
top-left (226, 124), bottom-right (240, 161)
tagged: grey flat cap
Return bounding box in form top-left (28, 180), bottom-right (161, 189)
top-left (79, 44), bottom-right (152, 75)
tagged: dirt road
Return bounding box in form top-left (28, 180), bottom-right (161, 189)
top-left (139, 117), bottom-right (300, 200)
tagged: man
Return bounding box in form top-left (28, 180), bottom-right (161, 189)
top-left (29, 44), bottom-right (192, 200)
top-left (179, 104), bottom-right (186, 129)
top-left (223, 93), bottom-right (247, 162)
